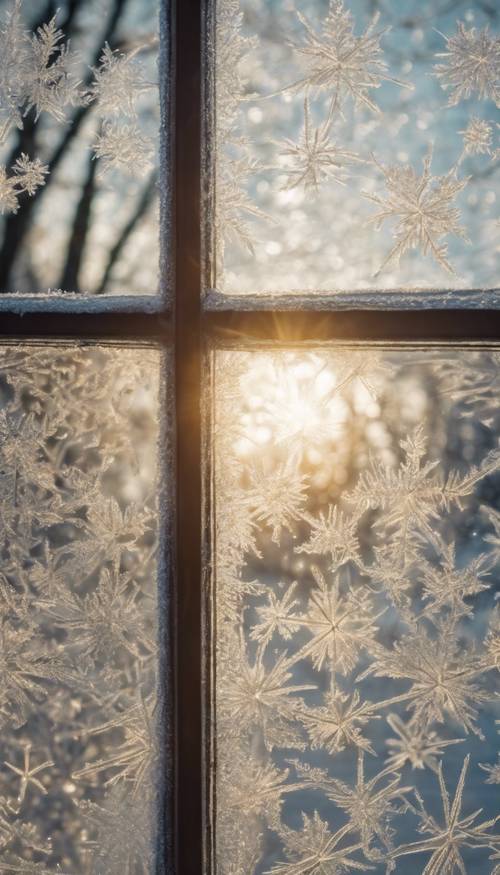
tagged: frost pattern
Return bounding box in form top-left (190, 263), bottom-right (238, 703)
top-left (0, 0), bottom-right (160, 296)
top-left (212, 347), bottom-right (500, 874)
top-left (0, 344), bottom-right (161, 872)
top-left (0, 1), bottom-right (155, 182)
top-left (213, 0), bottom-right (500, 296)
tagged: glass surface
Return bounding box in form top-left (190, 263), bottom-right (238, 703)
top-left (211, 345), bottom-right (500, 873)
top-left (0, 0), bottom-right (162, 299)
top-left (211, 0), bottom-right (500, 302)
top-left (0, 343), bottom-right (163, 872)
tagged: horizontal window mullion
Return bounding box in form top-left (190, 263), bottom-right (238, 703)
top-left (204, 309), bottom-right (500, 343)
top-left (0, 311), bottom-right (172, 341)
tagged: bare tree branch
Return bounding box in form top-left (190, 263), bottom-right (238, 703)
top-left (58, 151), bottom-right (100, 292)
top-left (97, 171), bottom-right (157, 294)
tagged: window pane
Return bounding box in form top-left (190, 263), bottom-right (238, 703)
top-left (0, 0), bottom-right (166, 303)
top-left (0, 343), bottom-right (164, 872)
top-left (211, 345), bottom-right (500, 873)
top-left (210, 1), bottom-right (500, 305)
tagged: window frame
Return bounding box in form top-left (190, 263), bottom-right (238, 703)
top-left (0, 1), bottom-right (499, 873)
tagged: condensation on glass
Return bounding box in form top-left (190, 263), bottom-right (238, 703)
top-left (0, 344), bottom-right (162, 872)
top-left (0, 0), bottom-right (161, 298)
top-left (210, 345), bottom-right (500, 874)
top-left (210, 0), bottom-right (500, 302)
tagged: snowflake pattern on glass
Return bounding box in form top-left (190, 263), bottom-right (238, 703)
top-left (211, 346), bottom-right (500, 874)
top-left (0, 0), bottom-right (161, 296)
top-left (0, 344), bottom-right (162, 873)
top-left (211, 0), bottom-right (500, 299)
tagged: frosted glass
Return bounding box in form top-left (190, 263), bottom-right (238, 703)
top-left (211, 346), bottom-right (500, 874)
top-left (211, 0), bottom-right (500, 303)
top-left (0, 344), bottom-right (163, 872)
top-left (0, 0), bottom-right (162, 299)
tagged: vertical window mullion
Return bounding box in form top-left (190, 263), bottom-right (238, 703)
top-left (174, 0), bottom-right (204, 872)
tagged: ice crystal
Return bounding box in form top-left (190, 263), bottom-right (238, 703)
top-left (480, 757), bottom-right (500, 784)
top-left (419, 541), bottom-right (492, 617)
top-left (246, 456), bottom-right (308, 543)
top-left (290, 1), bottom-right (407, 114)
top-left (267, 814), bottom-right (367, 875)
top-left (299, 753), bottom-right (412, 858)
top-left (73, 695), bottom-right (157, 794)
top-left (0, 2), bottom-right (79, 146)
top-left (0, 155), bottom-right (48, 215)
top-left (298, 507), bottom-right (360, 569)
top-left (4, 745), bottom-right (53, 805)
top-left (290, 567), bottom-right (379, 675)
top-left (385, 714), bottom-right (463, 773)
top-left (435, 22), bottom-right (500, 107)
top-left (460, 116), bottom-right (494, 156)
top-left (361, 620), bottom-right (492, 737)
top-left (93, 121), bottom-right (154, 177)
top-left (278, 99), bottom-right (362, 192)
top-left (365, 150), bottom-right (469, 277)
top-left (393, 755), bottom-right (500, 873)
top-left (215, 0), bottom-right (263, 270)
top-left (222, 639), bottom-right (313, 750)
top-left (297, 690), bottom-right (380, 755)
top-left (90, 44), bottom-right (151, 119)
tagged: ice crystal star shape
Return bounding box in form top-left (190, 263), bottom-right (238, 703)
top-left (47, 567), bottom-right (153, 662)
top-left (480, 758), bottom-right (500, 784)
top-left (93, 121), bottom-right (154, 177)
top-left (73, 695), bottom-right (157, 794)
top-left (246, 457), bottom-right (308, 543)
top-left (365, 149), bottom-right (469, 277)
top-left (0, 2), bottom-right (80, 145)
top-left (0, 621), bottom-right (70, 729)
top-left (223, 641), bottom-right (313, 750)
top-left (299, 506), bottom-right (360, 569)
top-left (267, 814), bottom-right (367, 875)
top-left (385, 714), bottom-right (463, 773)
top-left (0, 155), bottom-right (48, 215)
top-left (420, 542), bottom-right (491, 617)
top-left (278, 99), bottom-right (362, 192)
top-left (224, 761), bottom-right (294, 824)
top-left (216, 155), bottom-right (269, 255)
top-left (90, 44), bottom-right (151, 118)
top-left (4, 745), bottom-right (53, 805)
top-left (297, 689), bottom-right (380, 755)
top-left (348, 427), bottom-right (499, 558)
top-left (290, 0), bottom-right (407, 114)
top-left (434, 22), bottom-right (500, 107)
top-left (361, 621), bottom-right (490, 737)
top-left (460, 117), bottom-right (494, 157)
top-left (300, 754), bottom-right (412, 858)
top-left (24, 16), bottom-right (80, 123)
top-left (251, 584), bottom-right (300, 648)
top-left (393, 755), bottom-right (500, 874)
top-left (290, 567), bottom-right (379, 675)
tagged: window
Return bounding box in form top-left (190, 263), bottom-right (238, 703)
top-left (0, 2), bottom-right (498, 875)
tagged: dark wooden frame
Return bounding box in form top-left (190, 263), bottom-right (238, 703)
top-left (0, 0), bottom-right (499, 873)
